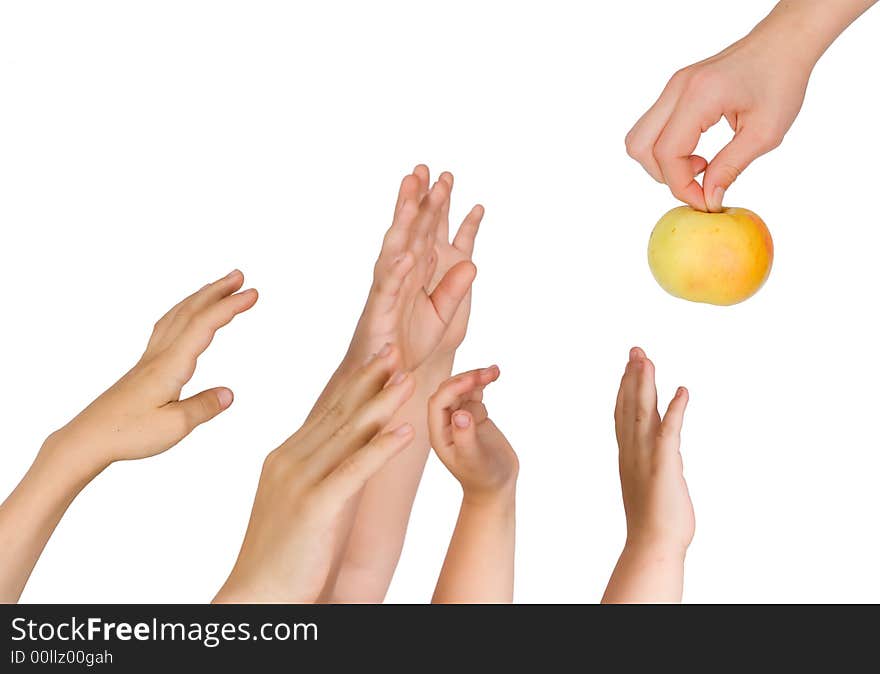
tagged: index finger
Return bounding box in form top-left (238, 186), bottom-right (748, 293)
top-left (654, 92), bottom-right (723, 211)
top-left (170, 288), bottom-right (259, 366)
top-left (428, 366), bottom-right (499, 450)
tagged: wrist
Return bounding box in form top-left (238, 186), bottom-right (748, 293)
top-left (752, 0), bottom-right (864, 69)
top-left (621, 537), bottom-right (688, 566)
top-left (214, 573), bottom-right (316, 604)
top-left (418, 351), bottom-right (455, 384)
top-left (462, 482), bottom-right (516, 515)
top-left (36, 430), bottom-right (108, 488)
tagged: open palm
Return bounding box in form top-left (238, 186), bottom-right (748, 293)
top-left (348, 168), bottom-right (479, 370)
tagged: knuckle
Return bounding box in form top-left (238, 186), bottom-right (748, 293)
top-left (261, 448), bottom-right (282, 475)
top-left (752, 127), bottom-right (783, 153)
top-left (197, 394), bottom-right (216, 420)
top-left (685, 67), bottom-right (720, 94)
top-left (330, 419), bottom-right (355, 441)
top-left (625, 134), bottom-right (651, 162)
top-left (713, 163), bottom-right (742, 186)
top-left (322, 401), bottom-right (347, 424)
top-left (668, 67), bottom-right (691, 88)
top-left (656, 425), bottom-right (678, 443)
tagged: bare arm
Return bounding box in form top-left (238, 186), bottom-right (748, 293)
top-left (433, 494), bottom-right (515, 604)
top-left (0, 445), bottom-right (99, 602)
top-left (428, 367), bottom-right (518, 604)
top-left (0, 271), bottom-right (257, 602)
top-left (602, 348), bottom-right (693, 604)
top-left (626, 0), bottom-right (878, 211)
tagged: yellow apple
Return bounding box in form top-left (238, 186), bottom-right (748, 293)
top-left (647, 206), bottom-right (773, 306)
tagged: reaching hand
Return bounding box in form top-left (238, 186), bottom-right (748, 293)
top-left (44, 270), bottom-right (258, 469)
top-left (615, 347), bottom-right (694, 556)
top-left (428, 366), bottom-right (518, 502)
top-left (344, 167), bottom-right (479, 372)
top-left (0, 270), bottom-right (257, 603)
top-left (215, 345), bottom-right (416, 603)
top-left (603, 347), bottom-right (694, 604)
top-left (428, 366), bottom-right (518, 603)
top-left (310, 166), bottom-right (484, 604)
top-left (420, 167), bottom-right (484, 360)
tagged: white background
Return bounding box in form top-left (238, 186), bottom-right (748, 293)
top-left (1, 1), bottom-right (878, 604)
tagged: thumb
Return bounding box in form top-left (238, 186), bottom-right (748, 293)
top-left (170, 387), bottom-right (234, 434)
top-left (451, 410), bottom-right (481, 456)
top-left (658, 386), bottom-right (688, 452)
top-left (429, 260), bottom-right (477, 325)
top-left (702, 129), bottom-right (769, 212)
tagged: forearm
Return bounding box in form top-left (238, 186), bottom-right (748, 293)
top-left (750, 0), bottom-right (877, 67)
top-left (0, 438), bottom-right (102, 602)
top-left (601, 543), bottom-right (686, 604)
top-left (432, 492), bottom-right (515, 604)
top-left (327, 355), bottom-right (454, 602)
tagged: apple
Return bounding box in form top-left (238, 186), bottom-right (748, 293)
top-left (648, 206), bottom-right (773, 306)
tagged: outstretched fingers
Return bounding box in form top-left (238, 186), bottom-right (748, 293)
top-left (171, 289), bottom-right (259, 364)
top-left (658, 387), bottom-right (689, 453)
top-left (413, 164), bottom-right (430, 200)
top-left (452, 204), bottom-right (484, 257)
top-left (634, 355), bottom-right (661, 443)
top-left (393, 172), bottom-right (422, 219)
top-left (371, 251), bottom-right (416, 314)
top-left (312, 423), bottom-right (415, 508)
top-left (305, 368), bottom-right (416, 480)
top-left (615, 347), bottom-right (643, 429)
top-left (380, 174), bottom-right (422, 267)
top-left (410, 179), bottom-right (450, 263)
top-left (307, 343), bottom-right (402, 440)
top-left (436, 171), bottom-right (454, 240)
top-left (149, 270), bottom-right (245, 349)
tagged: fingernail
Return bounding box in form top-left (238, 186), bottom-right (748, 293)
top-left (393, 423), bottom-right (414, 437)
top-left (484, 365), bottom-right (500, 376)
top-left (225, 269), bottom-right (240, 279)
top-left (217, 388), bottom-right (234, 409)
top-left (677, 387), bottom-right (686, 397)
top-left (711, 187), bottom-right (725, 211)
top-left (389, 371), bottom-right (407, 386)
top-left (453, 412), bottom-right (470, 429)
top-left (378, 343), bottom-right (392, 358)
top-left (629, 347), bottom-right (640, 362)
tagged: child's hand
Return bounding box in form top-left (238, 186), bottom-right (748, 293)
top-left (344, 166), bottom-right (481, 373)
top-left (0, 271), bottom-right (257, 603)
top-left (421, 168), bottom-right (483, 362)
top-left (215, 345), bottom-right (416, 603)
top-left (428, 366), bottom-right (518, 502)
top-left (603, 347), bottom-right (693, 603)
top-left (428, 366), bottom-right (518, 603)
top-left (44, 270), bottom-right (258, 470)
top-left (615, 347), bottom-right (694, 556)
top-left (309, 166), bottom-right (483, 603)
